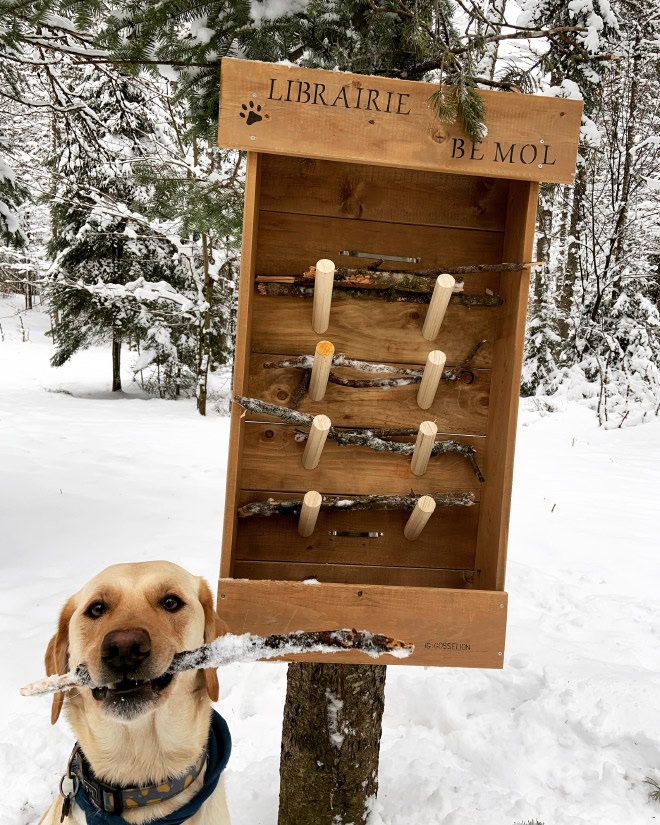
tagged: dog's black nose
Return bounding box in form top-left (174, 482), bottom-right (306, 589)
top-left (101, 628), bottom-right (151, 672)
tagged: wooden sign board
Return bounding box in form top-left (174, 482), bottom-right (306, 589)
top-left (217, 59), bottom-right (582, 667)
top-left (218, 58), bottom-right (582, 184)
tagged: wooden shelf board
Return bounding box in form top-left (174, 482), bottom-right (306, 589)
top-left (216, 578), bottom-right (508, 667)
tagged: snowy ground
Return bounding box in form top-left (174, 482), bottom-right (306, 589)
top-left (2, 294), bottom-right (660, 825)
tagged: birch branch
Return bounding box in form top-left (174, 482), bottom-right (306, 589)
top-left (234, 395), bottom-right (485, 480)
top-left (262, 341), bottom-right (487, 383)
top-left (238, 492), bottom-right (474, 518)
top-left (294, 428), bottom-right (484, 482)
top-left (264, 354), bottom-right (421, 376)
top-left (236, 395), bottom-right (313, 426)
top-left (20, 630), bottom-right (413, 696)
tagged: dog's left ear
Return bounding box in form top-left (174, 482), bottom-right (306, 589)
top-left (198, 580), bottom-right (221, 702)
top-left (45, 597), bottom-right (76, 725)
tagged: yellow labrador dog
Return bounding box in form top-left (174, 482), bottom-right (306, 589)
top-left (39, 561), bottom-right (231, 825)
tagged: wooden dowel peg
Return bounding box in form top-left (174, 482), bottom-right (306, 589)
top-left (422, 273), bottom-right (455, 341)
top-left (298, 490), bottom-right (322, 537)
top-left (309, 340), bottom-right (335, 402)
top-left (302, 414), bottom-right (331, 469)
top-left (312, 258), bottom-right (335, 333)
top-left (410, 421), bottom-right (438, 476)
top-left (417, 350), bottom-right (446, 410)
top-left (404, 495), bottom-right (436, 541)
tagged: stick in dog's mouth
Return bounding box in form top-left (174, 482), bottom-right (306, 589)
top-left (20, 629), bottom-right (414, 698)
top-left (91, 672), bottom-right (174, 700)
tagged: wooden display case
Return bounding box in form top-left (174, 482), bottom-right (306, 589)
top-left (216, 59), bottom-right (582, 667)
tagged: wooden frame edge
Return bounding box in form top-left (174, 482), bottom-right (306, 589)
top-left (216, 578), bottom-right (508, 668)
top-left (219, 152), bottom-right (263, 579)
top-left (473, 180), bottom-right (539, 591)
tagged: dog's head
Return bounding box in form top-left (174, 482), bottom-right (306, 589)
top-left (45, 561), bottom-right (221, 724)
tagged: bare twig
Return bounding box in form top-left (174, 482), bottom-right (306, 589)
top-left (455, 340), bottom-right (488, 372)
top-left (289, 371), bottom-right (311, 410)
top-left (257, 282), bottom-right (502, 306)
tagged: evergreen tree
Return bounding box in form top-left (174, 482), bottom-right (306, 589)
top-left (548, 0), bottom-right (660, 425)
top-left (0, 143), bottom-right (28, 249)
top-left (54, 0), bottom-right (620, 142)
top-left (46, 65), bottom-right (188, 391)
top-left (0, 5), bottom-right (32, 248)
top-left (45, 64), bottom-right (243, 405)
top-left (521, 298), bottom-right (563, 397)
top-left (517, 0), bottom-right (620, 396)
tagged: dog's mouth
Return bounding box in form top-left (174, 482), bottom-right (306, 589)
top-left (92, 672), bottom-right (173, 701)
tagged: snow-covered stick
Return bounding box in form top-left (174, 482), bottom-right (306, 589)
top-left (294, 428), bottom-right (485, 482)
top-left (235, 396), bottom-right (484, 480)
top-left (235, 395), bottom-right (313, 426)
top-left (20, 665), bottom-right (93, 697)
top-left (20, 630), bottom-right (414, 697)
top-left (261, 342), bottom-right (487, 383)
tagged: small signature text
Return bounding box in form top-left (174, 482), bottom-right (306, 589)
top-left (424, 641), bottom-right (471, 650)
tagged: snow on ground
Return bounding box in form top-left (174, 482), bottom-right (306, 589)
top-left (1, 295), bottom-right (660, 825)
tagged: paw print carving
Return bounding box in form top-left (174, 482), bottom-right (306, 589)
top-left (240, 101), bottom-right (263, 126)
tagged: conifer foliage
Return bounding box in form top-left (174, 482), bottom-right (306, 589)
top-left (47, 67), bottom-right (189, 392)
top-left (3, 0), bottom-right (658, 425)
top-left (43, 63), bottom-right (243, 406)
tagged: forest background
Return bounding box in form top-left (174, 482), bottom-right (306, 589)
top-left (1, 0), bottom-right (659, 426)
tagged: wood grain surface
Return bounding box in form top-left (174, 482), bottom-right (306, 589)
top-left (251, 294), bottom-right (496, 366)
top-left (241, 423), bottom-right (485, 497)
top-left (218, 58), bottom-right (582, 183)
top-left (216, 578), bottom-right (508, 667)
top-left (247, 354), bottom-right (490, 433)
top-left (259, 154), bottom-right (509, 231)
top-left (255, 210), bottom-right (503, 293)
top-left (236, 490), bottom-right (479, 570)
top-left (474, 181), bottom-right (539, 591)
top-left (232, 560), bottom-right (472, 589)
top-left (219, 152), bottom-right (262, 578)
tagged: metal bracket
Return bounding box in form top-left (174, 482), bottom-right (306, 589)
top-left (329, 530), bottom-right (384, 538)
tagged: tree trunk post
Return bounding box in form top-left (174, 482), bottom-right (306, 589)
top-left (557, 166), bottom-right (585, 340)
top-left (196, 231), bottom-right (213, 417)
top-left (278, 662), bottom-right (387, 825)
top-left (112, 332), bottom-right (122, 392)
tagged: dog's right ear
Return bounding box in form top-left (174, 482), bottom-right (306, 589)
top-left (45, 597), bottom-right (75, 725)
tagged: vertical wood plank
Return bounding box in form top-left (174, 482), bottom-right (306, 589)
top-left (473, 180), bottom-right (539, 591)
top-left (219, 152), bottom-right (263, 579)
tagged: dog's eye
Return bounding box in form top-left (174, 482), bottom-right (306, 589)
top-left (162, 595), bottom-right (184, 612)
top-left (85, 602), bottom-right (106, 619)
